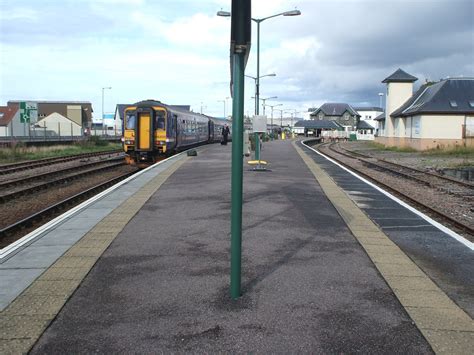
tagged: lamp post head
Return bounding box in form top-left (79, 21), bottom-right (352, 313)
top-left (217, 10), bottom-right (231, 17)
top-left (378, 92), bottom-right (384, 96)
top-left (283, 10), bottom-right (301, 16)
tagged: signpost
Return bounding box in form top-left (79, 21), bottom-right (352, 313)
top-left (19, 102), bottom-right (38, 136)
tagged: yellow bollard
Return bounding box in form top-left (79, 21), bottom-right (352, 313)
top-left (282, 132), bottom-right (286, 140)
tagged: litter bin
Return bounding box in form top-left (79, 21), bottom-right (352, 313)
top-left (349, 133), bottom-right (357, 141)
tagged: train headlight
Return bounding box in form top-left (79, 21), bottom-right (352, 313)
top-left (125, 139), bottom-right (135, 145)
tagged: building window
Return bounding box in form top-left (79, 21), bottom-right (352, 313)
top-left (449, 100), bottom-right (458, 108)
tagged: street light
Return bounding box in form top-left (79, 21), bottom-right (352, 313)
top-left (218, 99), bottom-right (226, 118)
top-left (245, 73), bottom-right (276, 115)
top-left (260, 96), bottom-right (277, 116)
top-left (264, 103), bottom-right (282, 139)
top-left (218, 8), bottom-right (301, 160)
top-left (274, 108), bottom-right (285, 127)
top-left (102, 86), bottom-right (112, 135)
top-left (378, 92), bottom-right (384, 111)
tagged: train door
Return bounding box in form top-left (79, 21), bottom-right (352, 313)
top-left (137, 111), bottom-right (152, 150)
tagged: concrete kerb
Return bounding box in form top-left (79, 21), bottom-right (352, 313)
top-left (0, 154), bottom-right (191, 354)
top-left (293, 140), bottom-right (474, 354)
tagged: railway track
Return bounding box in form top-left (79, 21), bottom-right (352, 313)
top-left (0, 169), bottom-right (138, 248)
top-left (334, 144), bottom-right (474, 191)
top-left (0, 149), bottom-right (123, 175)
top-left (0, 159), bottom-right (126, 203)
top-left (316, 142), bottom-right (474, 239)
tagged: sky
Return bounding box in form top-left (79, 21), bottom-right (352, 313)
top-left (0, 0), bottom-right (473, 121)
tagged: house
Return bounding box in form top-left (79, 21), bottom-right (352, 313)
top-left (294, 119), bottom-right (344, 137)
top-left (0, 103), bottom-right (20, 137)
top-left (310, 103), bottom-right (360, 131)
top-left (354, 106), bottom-right (383, 131)
top-left (376, 68), bottom-right (474, 150)
top-left (356, 120), bottom-right (376, 140)
top-left (8, 100), bottom-right (93, 129)
top-left (34, 112), bottom-right (83, 137)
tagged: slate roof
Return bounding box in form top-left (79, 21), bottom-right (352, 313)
top-left (391, 78), bottom-right (474, 118)
top-left (382, 68), bottom-right (418, 83)
top-left (374, 113), bottom-right (385, 121)
top-left (294, 120), bottom-right (343, 130)
top-left (357, 120), bottom-right (375, 130)
top-left (0, 104), bottom-right (19, 126)
top-left (115, 104), bottom-right (133, 121)
top-left (311, 103), bottom-right (360, 117)
top-left (354, 107), bottom-right (383, 112)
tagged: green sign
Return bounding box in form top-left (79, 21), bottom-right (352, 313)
top-left (19, 102), bottom-right (38, 123)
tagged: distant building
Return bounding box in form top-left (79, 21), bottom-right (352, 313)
top-left (354, 106), bottom-right (383, 132)
top-left (34, 112), bottom-right (83, 137)
top-left (310, 103), bottom-right (360, 131)
top-left (0, 103), bottom-right (20, 136)
top-left (376, 68), bottom-right (474, 150)
top-left (8, 100), bottom-right (93, 129)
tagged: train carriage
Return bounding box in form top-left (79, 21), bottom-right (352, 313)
top-left (123, 100), bottom-right (230, 165)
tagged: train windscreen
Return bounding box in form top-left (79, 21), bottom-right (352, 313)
top-left (126, 113), bottom-right (136, 129)
top-left (156, 110), bottom-right (165, 129)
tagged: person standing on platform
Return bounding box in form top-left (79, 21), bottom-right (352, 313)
top-left (222, 124), bottom-right (230, 145)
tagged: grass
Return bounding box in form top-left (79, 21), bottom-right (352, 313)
top-left (422, 145), bottom-right (474, 157)
top-left (0, 138), bottom-right (122, 164)
top-left (367, 142), bottom-right (418, 153)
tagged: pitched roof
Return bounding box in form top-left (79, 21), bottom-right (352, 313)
top-left (382, 68), bottom-right (418, 83)
top-left (374, 113), bottom-right (385, 121)
top-left (312, 103), bottom-right (360, 117)
top-left (391, 78), bottom-right (474, 117)
top-left (0, 104), bottom-right (19, 126)
top-left (357, 120), bottom-right (375, 130)
top-left (294, 119), bottom-right (343, 129)
top-left (354, 106), bottom-right (383, 112)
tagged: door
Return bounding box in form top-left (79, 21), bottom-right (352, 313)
top-left (138, 112), bottom-right (151, 150)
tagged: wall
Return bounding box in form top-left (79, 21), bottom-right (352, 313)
top-left (385, 82), bottom-right (413, 137)
top-left (36, 112), bottom-right (83, 136)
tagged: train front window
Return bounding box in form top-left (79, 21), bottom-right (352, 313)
top-left (126, 114), bottom-right (136, 129)
top-left (156, 110), bottom-right (165, 129)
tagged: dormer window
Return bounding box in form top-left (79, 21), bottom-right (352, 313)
top-left (469, 100), bottom-right (474, 108)
top-left (449, 100), bottom-right (458, 108)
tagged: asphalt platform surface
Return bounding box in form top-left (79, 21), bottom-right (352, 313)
top-left (31, 140), bottom-right (432, 353)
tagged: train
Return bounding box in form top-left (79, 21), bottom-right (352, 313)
top-left (122, 100), bottom-right (231, 165)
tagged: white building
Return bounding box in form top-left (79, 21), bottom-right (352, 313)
top-left (376, 68), bottom-right (474, 150)
top-left (34, 112), bottom-right (83, 137)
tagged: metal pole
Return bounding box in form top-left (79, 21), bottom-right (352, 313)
top-left (254, 21), bottom-right (261, 161)
top-left (271, 106), bottom-right (274, 140)
top-left (101, 88), bottom-right (104, 135)
top-left (230, 51), bottom-right (245, 299)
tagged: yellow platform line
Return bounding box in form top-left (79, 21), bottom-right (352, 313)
top-left (0, 155), bottom-right (190, 354)
top-left (293, 141), bottom-right (474, 355)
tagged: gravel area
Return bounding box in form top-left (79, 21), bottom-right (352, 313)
top-left (319, 143), bottom-right (473, 239)
top-left (0, 152), bottom-right (123, 184)
top-left (343, 141), bottom-right (473, 174)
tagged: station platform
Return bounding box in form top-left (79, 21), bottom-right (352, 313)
top-left (1, 139), bottom-right (473, 353)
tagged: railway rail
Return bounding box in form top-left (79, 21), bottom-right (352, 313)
top-left (0, 169), bottom-right (138, 248)
top-left (334, 144), bottom-right (474, 190)
top-left (0, 159), bottom-right (126, 203)
top-left (0, 149), bottom-right (123, 175)
top-left (316, 142), bottom-right (474, 239)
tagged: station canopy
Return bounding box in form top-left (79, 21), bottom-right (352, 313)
top-left (294, 119), bottom-right (343, 130)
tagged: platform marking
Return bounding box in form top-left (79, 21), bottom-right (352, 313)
top-left (301, 141), bottom-right (474, 251)
top-left (0, 153), bottom-right (191, 354)
top-left (293, 140), bottom-right (474, 355)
